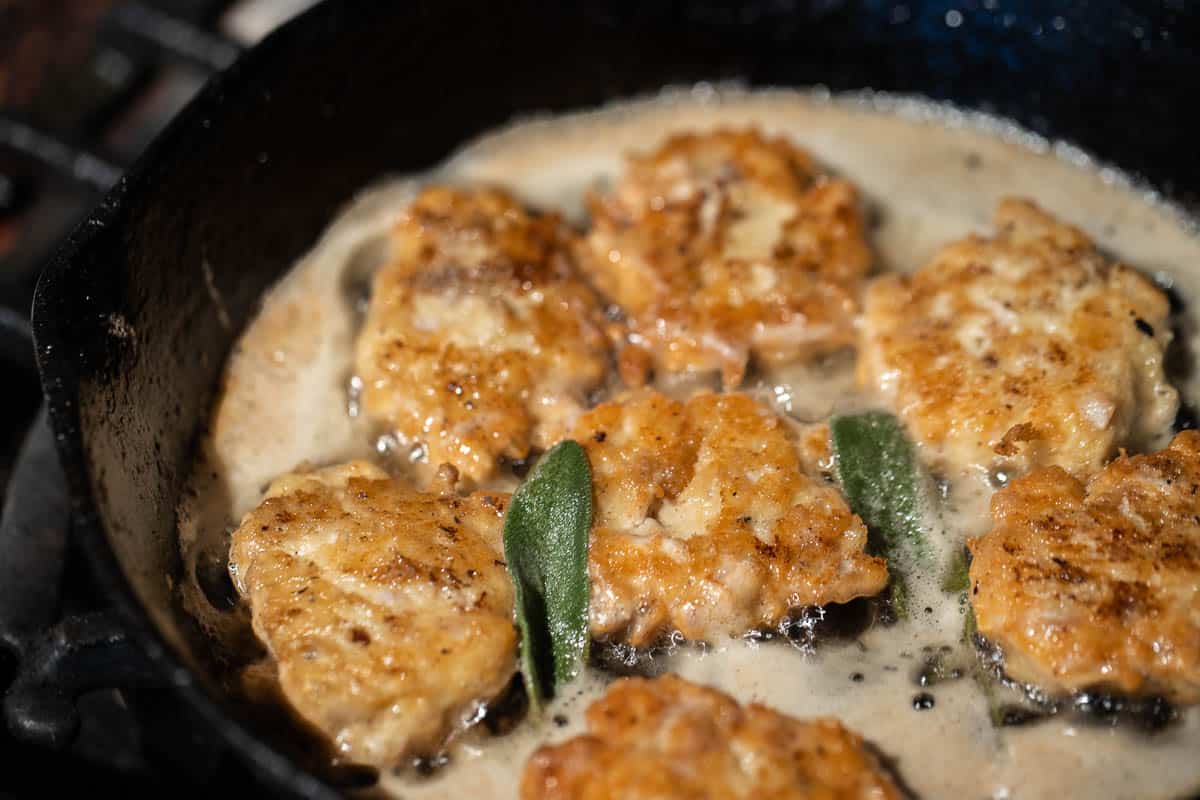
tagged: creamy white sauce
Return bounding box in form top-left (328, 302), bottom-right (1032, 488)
top-left (177, 87), bottom-right (1200, 800)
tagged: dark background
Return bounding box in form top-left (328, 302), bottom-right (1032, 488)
top-left (4, 0), bottom-right (1200, 797)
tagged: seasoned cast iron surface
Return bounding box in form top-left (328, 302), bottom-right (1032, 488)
top-left (30, 1), bottom-right (1200, 796)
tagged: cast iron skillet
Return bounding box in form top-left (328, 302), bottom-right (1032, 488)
top-left (29, 1), bottom-right (1200, 796)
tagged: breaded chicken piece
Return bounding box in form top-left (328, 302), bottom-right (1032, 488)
top-left (521, 675), bottom-right (901, 800)
top-left (574, 390), bottom-right (888, 646)
top-left (355, 186), bottom-right (609, 483)
top-left (228, 461), bottom-right (516, 766)
top-left (860, 198), bottom-right (1177, 480)
top-left (794, 420), bottom-right (836, 482)
top-left (584, 129), bottom-right (871, 388)
top-left (968, 430), bottom-right (1200, 702)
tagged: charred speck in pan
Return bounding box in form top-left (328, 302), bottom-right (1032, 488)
top-left (340, 235), bottom-right (392, 316)
top-left (996, 705), bottom-right (1050, 727)
top-left (1174, 402), bottom-right (1198, 433)
top-left (195, 548), bottom-right (239, 611)
top-left (912, 693), bottom-right (935, 710)
top-left (589, 639), bottom-right (677, 678)
top-left (875, 591), bottom-right (907, 626)
top-left (500, 453), bottom-right (538, 479)
top-left (776, 607), bottom-right (825, 649)
top-left (913, 650), bottom-right (966, 688)
top-left (1160, 272), bottom-right (1195, 417)
top-left (865, 201), bottom-right (886, 232)
top-left (411, 752), bottom-right (451, 778)
top-left (1164, 321), bottom-right (1195, 432)
top-left (1072, 692), bottom-right (1179, 734)
top-left (325, 764), bottom-right (380, 790)
top-left (482, 674), bottom-right (530, 736)
top-left (1155, 273), bottom-right (1188, 315)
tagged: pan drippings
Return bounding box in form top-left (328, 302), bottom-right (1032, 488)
top-left (177, 87), bottom-right (1200, 799)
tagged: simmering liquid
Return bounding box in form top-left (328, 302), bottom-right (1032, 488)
top-left (177, 87), bottom-right (1200, 800)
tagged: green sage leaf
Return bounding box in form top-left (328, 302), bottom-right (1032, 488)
top-left (831, 411), bottom-right (933, 618)
top-left (963, 605), bottom-right (1005, 727)
top-left (941, 547), bottom-right (971, 595)
top-left (502, 440), bottom-right (592, 711)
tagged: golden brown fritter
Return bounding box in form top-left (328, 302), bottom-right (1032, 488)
top-left (794, 420), bottom-right (836, 482)
top-left (521, 675), bottom-right (902, 800)
top-left (968, 430), bottom-right (1200, 702)
top-left (228, 461), bottom-right (516, 766)
top-left (574, 390), bottom-right (888, 646)
top-left (584, 129), bottom-right (871, 388)
top-left (860, 198), bottom-right (1177, 480)
top-left (355, 185), bottom-right (609, 484)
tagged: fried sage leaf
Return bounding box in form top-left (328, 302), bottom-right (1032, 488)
top-left (502, 440), bottom-right (592, 711)
top-left (831, 411), bottom-right (933, 617)
top-left (963, 605), bottom-right (1005, 726)
top-left (942, 547), bottom-right (971, 594)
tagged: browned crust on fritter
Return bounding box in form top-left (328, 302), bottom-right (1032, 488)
top-left (584, 128), bottom-right (871, 388)
top-left (860, 198), bottom-right (1177, 480)
top-left (228, 462), bottom-right (516, 766)
top-left (573, 390), bottom-right (888, 646)
top-left (521, 675), bottom-right (902, 800)
top-left (355, 185), bottom-right (609, 483)
top-left (968, 430), bottom-right (1200, 702)
top-left (794, 420), bottom-right (836, 482)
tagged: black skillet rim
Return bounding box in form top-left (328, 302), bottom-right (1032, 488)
top-left (28, 1), bottom-right (1200, 797)
top-left (30, 2), bottom-right (344, 796)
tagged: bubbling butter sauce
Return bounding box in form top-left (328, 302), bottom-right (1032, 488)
top-left (177, 86), bottom-right (1200, 800)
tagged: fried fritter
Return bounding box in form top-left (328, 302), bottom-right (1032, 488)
top-left (228, 461), bottom-right (516, 766)
top-left (355, 185), bottom-right (609, 483)
top-left (968, 430), bottom-right (1200, 702)
top-left (584, 129), bottom-right (871, 388)
top-left (574, 390), bottom-right (888, 646)
top-left (521, 675), bottom-right (902, 800)
top-left (860, 198), bottom-right (1177, 480)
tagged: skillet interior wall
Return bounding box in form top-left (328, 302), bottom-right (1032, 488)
top-left (31, 0), bottom-right (1200, 791)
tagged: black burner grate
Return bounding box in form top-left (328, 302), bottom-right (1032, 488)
top-left (1, 2), bottom-right (315, 796)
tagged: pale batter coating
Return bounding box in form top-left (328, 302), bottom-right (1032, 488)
top-left (584, 128), bottom-right (871, 388)
top-left (574, 390), bottom-right (888, 646)
top-left (228, 461), bottom-right (516, 766)
top-left (969, 430), bottom-right (1200, 702)
top-left (860, 198), bottom-right (1177, 480)
top-left (521, 674), bottom-right (902, 800)
top-left (355, 185), bottom-right (609, 483)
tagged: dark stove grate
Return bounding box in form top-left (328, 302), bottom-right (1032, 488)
top-left (0, 1), bottom-right (316, 795)
top-left (0, 315), bottom-right (246, 796)
top-left (1, 0), bottom-right (319, 316)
